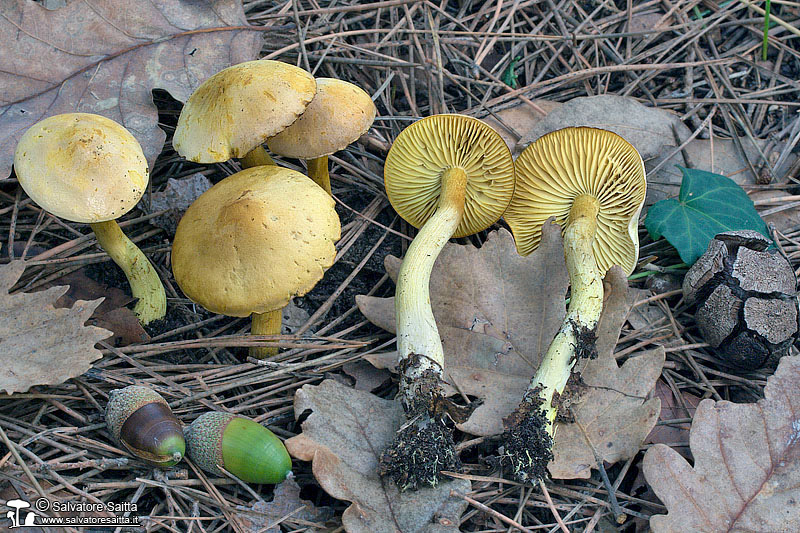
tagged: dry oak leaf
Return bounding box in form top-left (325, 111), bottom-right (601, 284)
top-left (357, 225), bottom-right (569, 437)
top-left (513, 95), bottom-right (797, 205)
top-left (51, 269), bottom-right (149, 346)
top-left (515, 94), bottom-right (691, 163)
top-left (357, 228), bottom-right (664, 479)
top-left (643, 355), bottom-right (800, 532)
top-left (644, 380), bottom-right (701, 456)
top-left (514, 95), bottom-right (691, 206)
top-left (342, 359), bottom-right (391, 392)
top-left (285, 380), bottom-right (470, 533)
top-left (549, 268), bottom-right (664, 479)
top-left (0, 261), bottom-right (111, 394)
top-left (139, 173), bottom-right (212, 237)
top-left (0, 0), bottom-right (262, 177)
top-left (235, 477), bottom-right (332, 533)
top-left (479, 99), bottom-right (562, 154)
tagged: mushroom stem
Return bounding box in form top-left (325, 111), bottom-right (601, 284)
top-left (90, 220), bottom-right (167, 325)
top-left (307, 156), bottom-right (332, 195)
top-left (381, 167), bottom-right (467, 490)
top-left (250, 309), bottom-right (283, 359)
top-left (395, 166), bottom-right (466, 408)
top-left (241, 146), bottom-right (275, 168)
top-left (506, 194), bottom-right (603, 483)
top-left (531, 194), bottom-right (603, 430)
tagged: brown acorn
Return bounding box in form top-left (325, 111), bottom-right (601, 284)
top-left (185, 412), bottom-right (291, 484)
top-left (105, 385), bottom-right (185, 467)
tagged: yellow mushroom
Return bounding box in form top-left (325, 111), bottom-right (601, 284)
top-left (172, 60), bottom-right (316, 168)
top-left (268, 78), bottom-right (376, 194)
top-left (503, 126), bottom-right (646, 483)
top-left (13, 113), bottom-right (167, 325)
top-left (171, 166), bottom-right (340, 358)
top-left (380, 114), bottom-right (515, 490)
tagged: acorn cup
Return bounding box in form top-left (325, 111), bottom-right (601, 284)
top-left (185, 412), bottom-right (292, 484)
top-left (105, 385), bottom-right (185, 467)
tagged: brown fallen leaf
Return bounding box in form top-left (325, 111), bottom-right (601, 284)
top-left (358, 228), bottom-right (664, 479)
top-left (51, 269), bottom-right (149, 346)
top-left (516, 94), bottom-right (689, 155)
top-left (0, 261), bottom-right (111, 394)
top-left (235, 477), bottom-right (332, 533)
top-left (480, 100), bottom-right (562, 154)
top-left (281, 302), bottom-right (311, 334)
top-left (643, 355), bottom-right (800, 533)
top-left (752, 189), bottom-right (800, 234)
top-left (649, 137), bottom-right (798, 206)
top-left (628, 12), bottom-right (666, 33)
top-left (140, 173), bottom-right (213, 237)
top-left (512, 95), bottom-right (798, 206)
top-left (342, 359), bottom-right (391, 392)
top-left (644, 380), bottom-right (700, 455)
top-left (286, 380), bottom-right (470, 533)
top-left (515, 95), bottom-right (693, 205)
top-left (626, 293), bottom-right (671, 332)
top-left (548, 268), bottom-right (664, 479)
top-left (681, 138), bottom-right (796, 186)
top-left (0, 0), bottom-right (262, 177)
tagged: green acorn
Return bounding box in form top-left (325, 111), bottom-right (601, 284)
top-left (105, 385), bottom-right (185, 467)
top-left (185, 412), bottom-right (292, 484)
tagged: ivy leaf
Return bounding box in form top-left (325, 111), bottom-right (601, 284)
top-left (645, 167), bottom-right (769, 265)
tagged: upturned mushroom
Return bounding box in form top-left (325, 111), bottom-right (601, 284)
top-left (267, 78), bottom-right (377, 195)
top-left (381, 114), bottom-right (515, 490)
top-left (173, 60), bottom-right (316, 168)
top-left (502, 126), bottom-right (646, 483)
top-left (13, 113), bottom-right (167, 324)
top-left (171, 165), bottom-right (340, 358)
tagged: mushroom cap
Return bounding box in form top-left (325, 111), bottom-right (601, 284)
top-left (383, 114), bottom-right (515, 239)
top-left (173, 60), bottom-right (317, 163)
top-left (13, 113), bottom-right (149, 224)
top-left (267, 78), bottom-right (377, 159)
top-left (504, 127), bottom-right (646, 275)
top-left (171, 166), bottom-right (341, 317)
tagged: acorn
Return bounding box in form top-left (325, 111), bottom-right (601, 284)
top-left (185, 412), bottom-right (292, 484)
top-left (105, 385), bottom-right (185, 467)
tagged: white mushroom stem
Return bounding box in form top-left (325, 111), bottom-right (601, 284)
top-left (241, 146), bottom-right (275, 168)
top-left (527, 194), bottom-right (603, 436)
top-left (250, 309), bottom-right (283, 359)
top-left (307, 156), bottom-right (332, 195)
top-left (395, 167), bottom-right (466, 409)
top-left (90, 220), bottom-right (167, 325)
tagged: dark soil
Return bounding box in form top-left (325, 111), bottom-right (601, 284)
top-left (572, 319), bottom-right (599, 361)
top-left (379, 413), bottom-right (460, 492)
top-left (501, 386), bottom-right (555, 484)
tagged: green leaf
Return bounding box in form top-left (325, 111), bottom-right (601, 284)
top-left (645, 167), bottom-right (769, 265)
top-left (501, 56), bottom-right (521, 89)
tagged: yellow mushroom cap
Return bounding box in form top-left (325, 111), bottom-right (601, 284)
top-left (172, 60), bottom-right (317, 163)
top-left (171, 166), bottom-right (341, 317)
top-left (13, 113), bottom-right (149, 224)
top-left (267, 78), bottom-right (377, 159)
top-left (504, 127), bottom-right (646, 275)
top-left (383, 114), bottom-right (515, 239)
